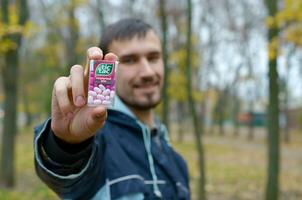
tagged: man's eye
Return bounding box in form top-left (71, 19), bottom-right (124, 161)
top-left (120, 57), bottom-right (137, 65)
top-left (148, 54), bottom-right (160, 63)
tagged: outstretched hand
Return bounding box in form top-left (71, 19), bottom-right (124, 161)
top-left (51, 47), bottom-right (118, 144)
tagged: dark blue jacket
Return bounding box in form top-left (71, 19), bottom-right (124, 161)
top-left (34, 98), bottom-right (190, 200)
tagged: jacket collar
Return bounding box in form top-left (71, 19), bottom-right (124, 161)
top-left (110, 95), bottom-right (137, 120)
top-left (109, 95), bottom-right (171, 145)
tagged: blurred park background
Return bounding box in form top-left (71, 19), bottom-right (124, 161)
top-left (0, 0), bottom-right (302, 199)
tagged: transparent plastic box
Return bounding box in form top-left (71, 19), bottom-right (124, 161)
top-left (87, 60), bottom-right (118, 107)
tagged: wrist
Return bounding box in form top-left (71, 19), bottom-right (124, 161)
top-left (53, 132), bottom-right (93, 145)
top-left (51, 123), bottom-right (94, 144)
top-left (51, 131), bottom-right (94, 154)
top-left (40, 125), bottom-right (94, 166)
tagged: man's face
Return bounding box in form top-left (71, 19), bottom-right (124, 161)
top-left (108, 30), bottom-right (164, 110)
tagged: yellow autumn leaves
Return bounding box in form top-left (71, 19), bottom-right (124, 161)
top-left (0, 4), bottom-right (33, 53)
top-left (266, 0), bottom-right (302, 60)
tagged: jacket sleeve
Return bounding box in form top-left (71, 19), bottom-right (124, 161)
top-left (34, 118), bottom-right (105, 200)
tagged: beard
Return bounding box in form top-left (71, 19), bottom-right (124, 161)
top-left (119, 92), bottom-right (161, 111)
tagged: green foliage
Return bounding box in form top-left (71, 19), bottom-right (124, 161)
top-left (0, 38), bottom-right (17, 53)
top-left (168, 39), bottom-right (203, 103)
top-left (277, 0), bottom-right (302, 46)
top-left (0, 5), bottom-right (32, 53)
top-left (19, 43), bottom-right (63, 114)
top-left (17, 0), bottom-right (89, 116)
top-left (266, 0), bottom-right (302, 49)
top-left (168, 70), bottom-right (187, 101)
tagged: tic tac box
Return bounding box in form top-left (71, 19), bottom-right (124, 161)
top-left (87, 60), bottom-right (118, 107)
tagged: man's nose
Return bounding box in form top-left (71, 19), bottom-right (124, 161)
top-left (139, 58), bottom-right (155, 77)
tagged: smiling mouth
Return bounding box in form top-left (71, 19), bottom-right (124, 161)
top-left (133, 84), bottom-right (159, 94)
top-left (133, 81), bottom-right (159, 89)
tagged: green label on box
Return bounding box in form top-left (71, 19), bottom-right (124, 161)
top-left (95, 63), bottom-right (113, 76)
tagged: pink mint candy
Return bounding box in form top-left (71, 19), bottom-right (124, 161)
top-left (94, 87), bottom-right (102, 94)
top-left (97, 94), bottom-right (105, 100)
top-left (102, 89), bottom-right (110, 96)
top-left (110, 91), bottom-right (115, 99)
top-left (88, 91), bottom-right (97, 96)
top-left (102, 100), bottom-right (111, 105)
top-left (93, 99), bottom-right (102, 105)
top-left (88, 96), bottom-right (94, 104)
top-left (87, 60), bottom-right (117, 107)
top-left (98, 84), bottom-right (106, 91)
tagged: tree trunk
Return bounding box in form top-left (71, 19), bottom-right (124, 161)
top-left (186, 0), bottom-right (206, 199)
top-left (65, 0), bottom-right (79, 75)
top-left (264, 0), bottom-right (280, 199)
top-left (177, 102), bottom-right (185, 143)
top-left (246, 66), bottom-right (255, 140)
top-left (22, 86), bottom-right (32, 127)
top-left (283, 47), bottom-right (294, 143)
top-left (232, 95), bottom-right (240, 137)
top-left (248, 103), bottom-right (255, 140)
top-left (218, 108), bottom-right (224, 136)
top-left (283, 92), bottom-right (290, 142)
top-left (96, 0), bottom-right (106, 31)
top-left (0, 0), bottom-right (29, 188)
top-left (0, 50), bottom-right (18, 187)
top-left (159, 0), bottom-right (170, 131)
top-left (216, 90), bottom-right (226, 136)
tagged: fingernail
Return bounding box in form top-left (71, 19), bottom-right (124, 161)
top-left (91, 50), bottom-right (100, 57)
top-left (76, 96), bottom-right (85, 106)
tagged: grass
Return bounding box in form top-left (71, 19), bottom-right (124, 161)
top-left (0, 125), bottom-right (302, 200)
top-left (0, 126), bottom-right (58, 200)
top-left (172, 127), bottom-right (302, 200)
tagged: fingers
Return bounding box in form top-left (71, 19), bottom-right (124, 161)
top-left (70, 65), bottom-right (86, 107)
top-left (84, 47), bottom-right (119, 83)
top-left (53, 76), bottom-right (74, 116)
top-left (86, 106), bottom-right (107, 133)
top-left (84, 47), bottom-right (104, 77)
top-left (64, 106), bottom-right (107, 143)
top-left (53, 47), bottom-right (119, 116)
top-left (53, 65), bottom-right (86, 116)
top-left (104, 53), bottom-right (118, 62)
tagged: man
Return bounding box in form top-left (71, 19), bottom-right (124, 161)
top-left (34, 18), bottom-right (190, 200)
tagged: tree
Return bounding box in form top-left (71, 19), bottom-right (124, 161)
top-left (33, 0), bottom-right (90, 117)
top-left (275, 0), bottom-right (302, 47)
top-left (198, 0), bottom-right (220, 136)
top-left (169, 47), bottom-right (200, 141)
top-left (167, 1), bottom-right (201, 142)
top-left (0, 0), bottom-right (29, 188)
top-left (280, 45), bottom-right (295, 142)
top-left (38, 0), bottom-right (83, 74)
top-left (159, 0), bottom-right (170, 131)
top-left (186, 0), bottom-right (206, 199)
top-left (264, 0), bottom-right (280, 199)
top-left (213, 87), bottom-right (230, 136)
top-left (272, 0), bottom-right (302, 141)
top-left (64, 0), bottom-right (81, 75)
top-left (95, 0), bottom-right (106, 31)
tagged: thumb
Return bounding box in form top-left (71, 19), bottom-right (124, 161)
top-left (86, 106), bottom-right (107, 133)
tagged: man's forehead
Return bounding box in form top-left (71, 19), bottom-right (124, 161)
top-left (108, 31), bottom-right (161, 56)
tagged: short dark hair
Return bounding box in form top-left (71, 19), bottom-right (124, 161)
top-left (99, 18), bottom-right (154, 54)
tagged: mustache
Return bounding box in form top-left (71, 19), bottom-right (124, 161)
top-left (133, 77), bottom-right (159, 88)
